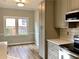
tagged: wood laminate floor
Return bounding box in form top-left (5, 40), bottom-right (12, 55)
top-left (8, 44), bottom-right (41, 59)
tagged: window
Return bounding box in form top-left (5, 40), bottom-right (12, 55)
top-left (4, 18), bottom-right (16, 36)
top-left (4, 16), bottom-right (29, 36)
top-left (18, 18), bottom-right (28, 35)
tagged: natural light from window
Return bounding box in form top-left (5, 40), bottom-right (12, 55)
top-left (4, 16), bottom-right (29, 36)
top-left (18, 18), bottom-right (28, 35)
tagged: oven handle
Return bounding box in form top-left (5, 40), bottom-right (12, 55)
top-left (68, 54), bottom-right (79, 59)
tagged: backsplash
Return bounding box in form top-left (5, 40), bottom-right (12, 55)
top-left (60, 28), bottom-right (79, 42)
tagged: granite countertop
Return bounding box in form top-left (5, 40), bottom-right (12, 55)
top-left (47, 39), bottom-right (73, 45)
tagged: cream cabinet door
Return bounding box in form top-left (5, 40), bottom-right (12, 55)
top-left (71, 0), bottom-right (79, 10)
top-left (48, 42), bottom-right (59, 59)
top-left (55, 0), bottom-right (79, 28)
top-left (67, 0), bottom-right (70, 11)
top-left (61, 0), bottom-right (68, 28)
top-left (55, 0), bottom-right (68, 28)
top-left (68, 0), bottom-right (79, 11)
top-left (55, 0), bottom-right (62, 28)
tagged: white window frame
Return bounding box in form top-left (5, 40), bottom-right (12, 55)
top-left (4, 16), bottom-right (29, 36)
top-left (18, 17), bottom-right (29, 35)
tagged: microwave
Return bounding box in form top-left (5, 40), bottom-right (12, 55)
top-left (66, 10), bottom-right (79, 22)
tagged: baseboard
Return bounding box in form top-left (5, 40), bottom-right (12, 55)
top-left (8, 41), bottom-right (35, 46)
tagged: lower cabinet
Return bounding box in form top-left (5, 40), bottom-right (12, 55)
top-left (48, 41), bottom-right (79, 59)
top-left (48, 50), bottom-right (58, 59)
top-left (48, 41), bottom-right (59, 59)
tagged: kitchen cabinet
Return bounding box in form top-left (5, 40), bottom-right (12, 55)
top-left (55, 0), bottom-right (79, 28)
top-left (55, 0), bottom-right (68, 28)
top-left (48, 41), bottom-right (79, 59)
top-left (48, 41), bottom-right (59, 59)
top-left (68, 0), bottom-right (79, 11)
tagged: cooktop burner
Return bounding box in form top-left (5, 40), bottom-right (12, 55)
top-left (60, 43), bottom-right (79, 54)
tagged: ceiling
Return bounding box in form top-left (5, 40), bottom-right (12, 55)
top-left (0, 0), bottom-right (43, 10)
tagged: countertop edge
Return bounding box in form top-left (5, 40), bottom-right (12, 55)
top-left (47, 39), bottom-right (73, 45)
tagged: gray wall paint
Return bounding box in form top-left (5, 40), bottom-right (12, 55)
top-left (0, 8), bottom-right (35, 44)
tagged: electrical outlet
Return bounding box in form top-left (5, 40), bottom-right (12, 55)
top-left (67, 32), bottom-right (69, 35)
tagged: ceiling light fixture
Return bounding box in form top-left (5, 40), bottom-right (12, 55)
top-left (16, 0), bottom-right (25, 7)
top-left (16, 2), bottom-right (24, 7)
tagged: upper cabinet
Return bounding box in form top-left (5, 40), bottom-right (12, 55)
top-left (55, 0), bottom-right (68, 28)
top-left (55, 0), bottom-right (79, 28)
top-left (68, 0), bottom-right (79, 11)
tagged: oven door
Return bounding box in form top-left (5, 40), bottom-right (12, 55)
top-left (59, 48), bottom-right (79, 59)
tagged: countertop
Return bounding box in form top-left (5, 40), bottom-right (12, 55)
top-left (47, 39), bottom-right (73, 45)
